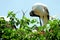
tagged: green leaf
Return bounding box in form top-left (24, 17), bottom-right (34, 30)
top-left (30, 19), bottom-right (37, 24)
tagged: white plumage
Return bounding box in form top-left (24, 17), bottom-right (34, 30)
top-left (0, 16), bottom-right (10, 21)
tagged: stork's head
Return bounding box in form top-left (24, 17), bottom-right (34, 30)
top-left (30, 3), bottom-right (49, 17)
top-left (30, 3), bottom-right (49, 25)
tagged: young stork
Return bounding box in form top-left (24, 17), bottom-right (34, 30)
top-left (30, 3), bottom-right (49, 26)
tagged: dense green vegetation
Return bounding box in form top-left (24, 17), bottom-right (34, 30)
top-left (0, 11), bottom-right (60, 40)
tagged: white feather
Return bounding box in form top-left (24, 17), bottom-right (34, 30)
top-left (0, 16), bottom-right (10, 21)
top-left (33, 3), bottom-right (47, 7)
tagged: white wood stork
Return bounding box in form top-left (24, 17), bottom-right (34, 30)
top-left (30, 3), bottom-right (49, 26)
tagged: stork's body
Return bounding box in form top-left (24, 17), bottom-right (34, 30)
top-left (30, 3), bottom-right (49, 26)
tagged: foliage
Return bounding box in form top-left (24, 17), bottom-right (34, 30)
top-left (0, 11), bottom-right (60, 40)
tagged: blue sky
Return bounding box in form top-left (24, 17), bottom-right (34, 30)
top-left (0, 0), bottom-right (60, 19)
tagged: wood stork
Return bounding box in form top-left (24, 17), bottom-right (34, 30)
top-left (30, 3), bottom-right (49, 26)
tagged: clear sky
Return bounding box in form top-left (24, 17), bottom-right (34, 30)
top-left (0, 0), bottom-right (60, 19)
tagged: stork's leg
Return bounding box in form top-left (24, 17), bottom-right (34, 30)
top-left (39, 17), bottom-right (42, 26)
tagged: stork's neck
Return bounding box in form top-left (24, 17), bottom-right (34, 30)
top-left (43, 17), bottom-right (48, 26)
top-left (39, 16), bottom-right (48, 26)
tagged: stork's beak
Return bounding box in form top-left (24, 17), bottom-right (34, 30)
top-left (30, 10), bottom-right (39, 17)
top-left (30, 11), bottom-right (34, 16)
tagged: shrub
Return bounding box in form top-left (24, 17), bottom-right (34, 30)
top-left (0, 11), bottom-right (60, 40)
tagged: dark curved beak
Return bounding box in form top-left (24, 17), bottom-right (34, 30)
top-left (30, 11), bottom-right (35, 16)
top-left (30, 11), bottom-right (39, 17)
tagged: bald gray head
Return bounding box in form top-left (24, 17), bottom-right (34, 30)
top-left (30, 3), bottom-right (49, 26)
